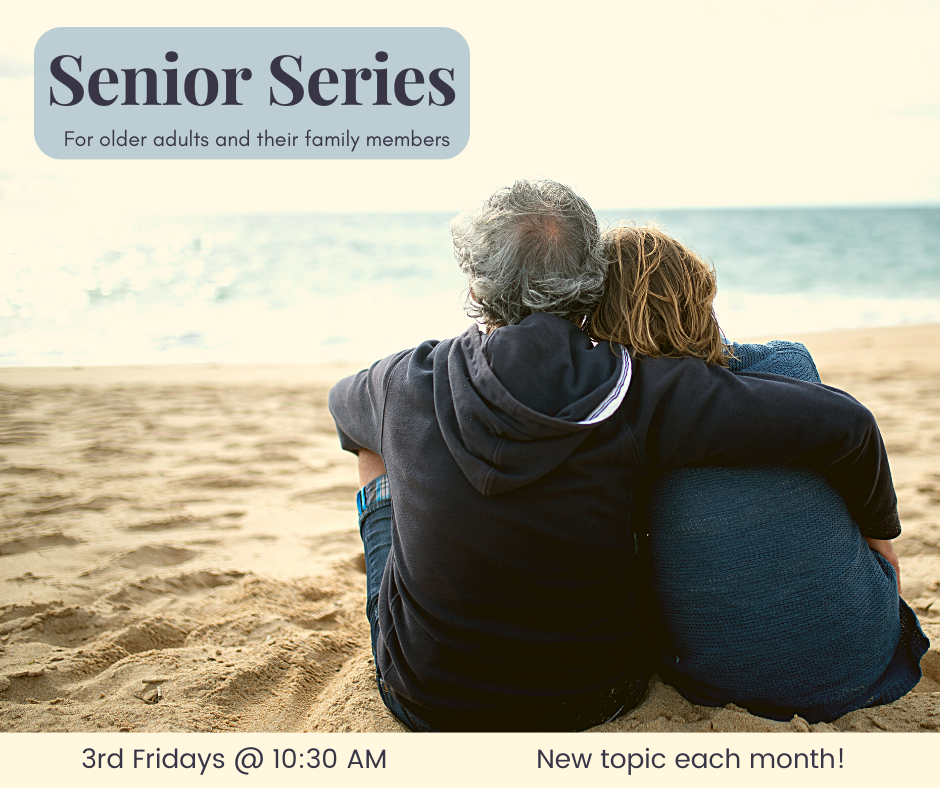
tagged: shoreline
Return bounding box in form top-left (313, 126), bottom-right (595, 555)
top-left (1, 320), bottom-right (938, 380)
top-left (2, 315), bottom-right (940, 375)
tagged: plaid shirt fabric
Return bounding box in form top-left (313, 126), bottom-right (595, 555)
top-left (357, 473), bottom-right (391, 518)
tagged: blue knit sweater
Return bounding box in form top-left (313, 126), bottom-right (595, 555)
top-left (644, 340), bottom-right (929, 722)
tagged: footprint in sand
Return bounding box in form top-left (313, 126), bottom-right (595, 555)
top-left (0, 533), bottom-right (81, 556)
top-left (28, 494), bottom-right (72, 505)
top-left (0, 466), bottom-right (64, 478)
top-left (291, 485), bottom-right (359, 505)
top-left (304, 531), bottom-right (361, 562)
top-left (81, 442), bottom-right (153, 463)
top-left (79, 545), bottom-right (200, 577)
top-left (180, 473), bottom-right (265, 489)
top-left (6, 572), bottom-right (50, 583)
top-left (104, 570), bottom-right (246, 606)
top-left (25, 496), bottom-right (130, 518)
top-left (123, 515), bottom-right (213, 532)
top-left (0, 603), bottom-right (105, 648)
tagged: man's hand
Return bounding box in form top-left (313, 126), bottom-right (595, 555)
top-left (865, 537), bottom-right (901, 595)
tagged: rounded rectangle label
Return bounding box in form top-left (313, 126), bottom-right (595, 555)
top-left (34, 27), bottom-right (469, 159)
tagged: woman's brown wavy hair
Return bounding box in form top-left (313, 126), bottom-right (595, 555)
top-left (589, 224), bottom-right (732, 366)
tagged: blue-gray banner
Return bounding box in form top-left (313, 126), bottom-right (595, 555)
top-left (34, 27), bottom-right (469, 159)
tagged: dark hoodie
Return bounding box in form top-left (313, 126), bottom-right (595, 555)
top-left (328, 313), bottom-right (899, 731)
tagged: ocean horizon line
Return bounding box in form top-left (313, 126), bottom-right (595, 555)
top-left (3, 201), bottom-right (939, 220)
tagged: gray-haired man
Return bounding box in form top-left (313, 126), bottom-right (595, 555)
top-left (328, 180), bottom-right (900, 731)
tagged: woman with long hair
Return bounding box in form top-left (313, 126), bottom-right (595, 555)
top-left (589, 224), bottom-right (928, 722)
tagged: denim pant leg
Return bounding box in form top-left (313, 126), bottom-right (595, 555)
top-left (358, 493), bottom-right (392, 659)
top-left (357, 475), bottom-right (434, 732)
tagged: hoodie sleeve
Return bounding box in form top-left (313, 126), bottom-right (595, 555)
top-left (328, 349), bottom-right (413, 455)
top-left (630, 357), bottom-right (900, 539)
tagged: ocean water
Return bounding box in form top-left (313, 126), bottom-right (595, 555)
top-left (2, 206), bottom-right (938, 367)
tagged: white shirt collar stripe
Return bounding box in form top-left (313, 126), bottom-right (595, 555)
top-left (577, 345), bottom-right (632, 425)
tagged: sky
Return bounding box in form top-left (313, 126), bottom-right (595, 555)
top-left (1, 0), bottom-right (938, 216)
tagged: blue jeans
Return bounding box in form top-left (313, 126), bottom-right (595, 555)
top-left (358, 477), bottom-right (435, 731)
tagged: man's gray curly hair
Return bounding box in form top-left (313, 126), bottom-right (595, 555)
top-left (449, 180), bottom-right (608, 330)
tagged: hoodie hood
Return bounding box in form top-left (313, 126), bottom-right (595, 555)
top-left (433, 313), bottom-right (631, 495)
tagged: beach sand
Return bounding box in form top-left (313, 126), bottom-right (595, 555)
top-left (1, 324), bottom-right (937, 733)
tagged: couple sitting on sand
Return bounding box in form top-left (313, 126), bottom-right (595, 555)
top-left (328, 180), bottom-right (928, 731)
